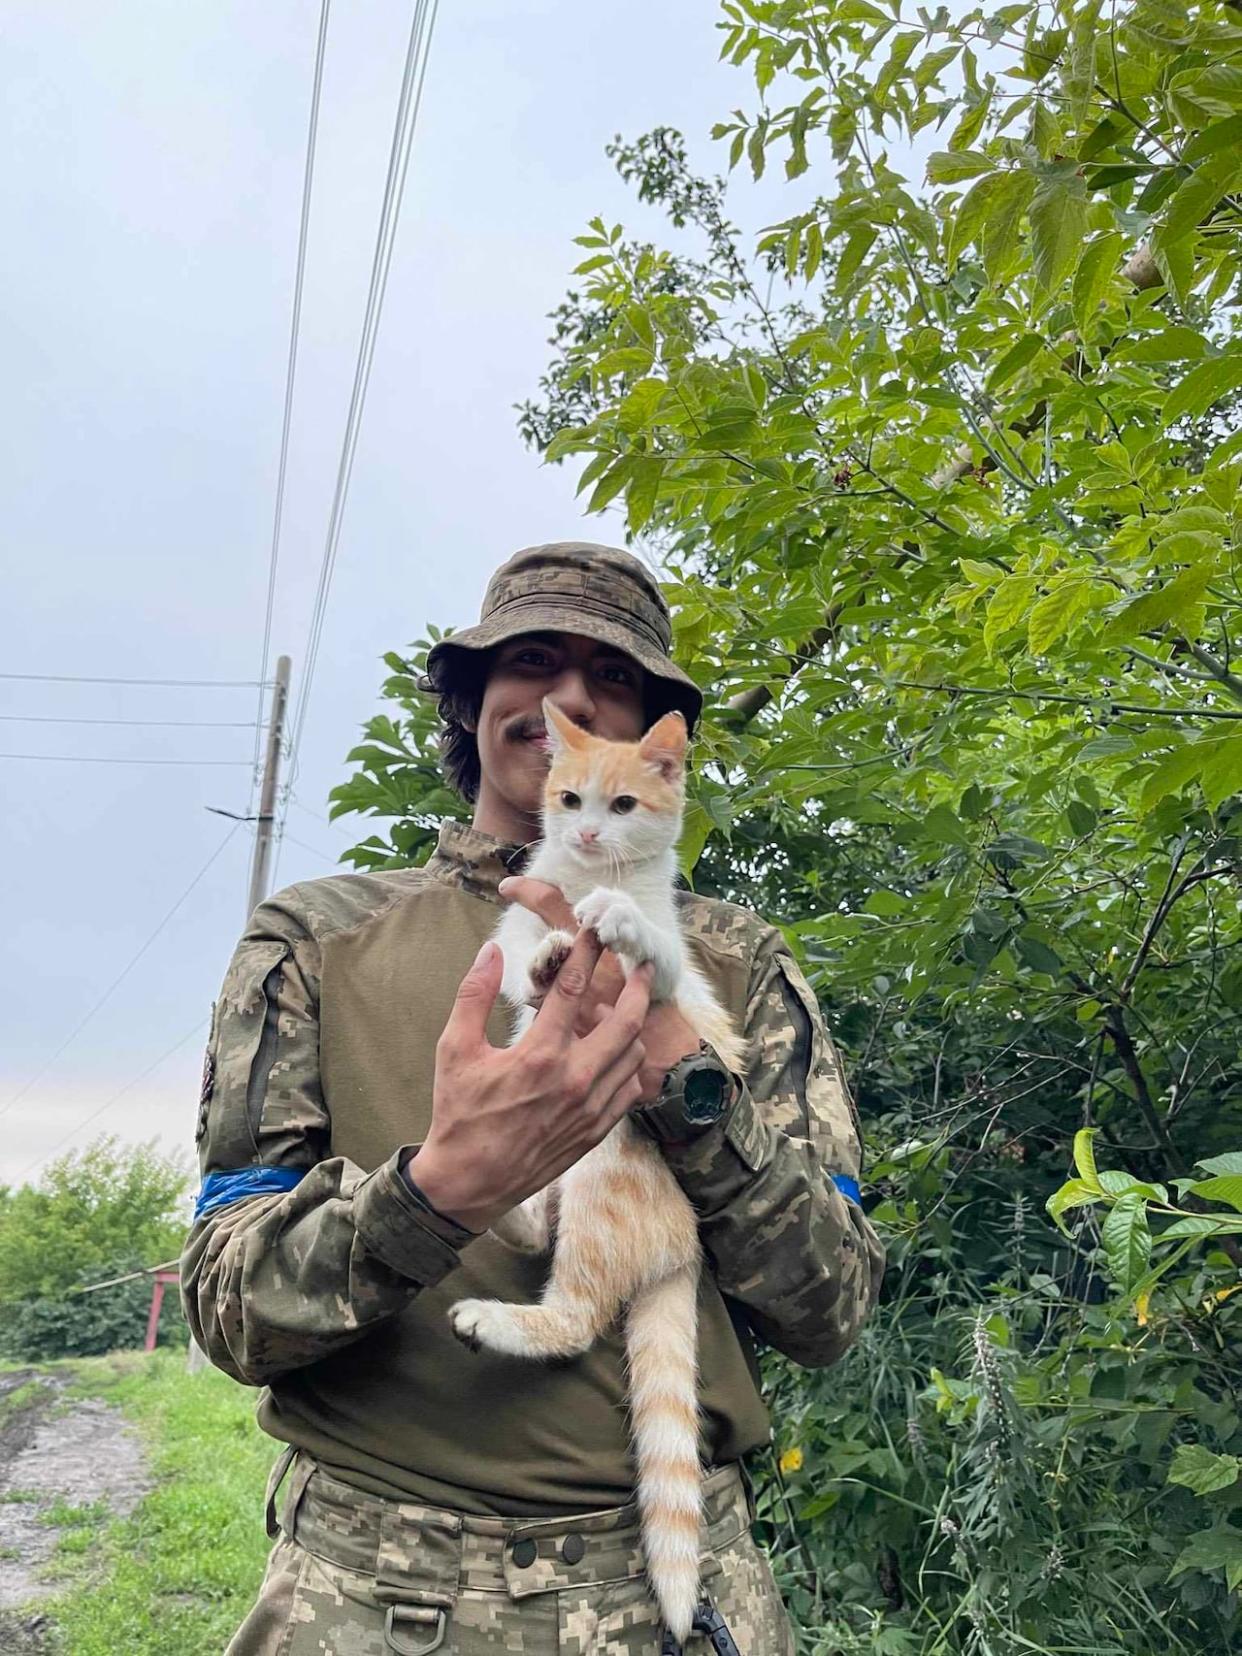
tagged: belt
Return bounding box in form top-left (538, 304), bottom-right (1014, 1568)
top-left (266, 1449), bottom-right (754, 1652)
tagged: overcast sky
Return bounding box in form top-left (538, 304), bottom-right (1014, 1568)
top-left (0, 0), bottom-right (798, 1187)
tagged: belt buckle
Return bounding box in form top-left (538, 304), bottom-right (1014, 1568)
top-left (383, 1604), bottom-right (447, 1655)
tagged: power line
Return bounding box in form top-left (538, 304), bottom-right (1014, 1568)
top-left (17, 1018), bottom-right (208, 1184)
top-left (281, 829), bottom-right (344, 864)
top-left (250, 0), bottom-right (333, 803)
top-left (0, 715), bottom-right (254, 728)
top-left (278, 0), bottom-right (440, 880)
top-left (0, 673), bottom-right (267, 688)
top-left (0, 823), bottom-right (243, 1123)
top-left (290, 791), bottom-right (357, 840)
top-left (0, 754), bottom-right (252, 765)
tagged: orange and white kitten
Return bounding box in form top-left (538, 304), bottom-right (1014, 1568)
top-left (448, 698), bottom-right (743, 1643)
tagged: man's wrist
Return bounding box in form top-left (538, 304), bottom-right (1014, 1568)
top-left (401, 1148), bottom-right (491, 1235)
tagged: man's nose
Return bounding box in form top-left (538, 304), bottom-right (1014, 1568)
top-left (548, 672), bottom-right (596, 728)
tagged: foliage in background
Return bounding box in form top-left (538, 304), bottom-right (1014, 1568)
top-left (335, 0), bottom-right (1242, 1648)
top-left (0, 1139), bottom-right (189, 1361)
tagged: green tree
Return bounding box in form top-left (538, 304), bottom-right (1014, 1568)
top-left (334, 1), bottom-right (1242, 1647)
top-left (0, 1137), bottom-right (190, 1359)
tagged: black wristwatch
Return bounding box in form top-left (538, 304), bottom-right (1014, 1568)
top-left (639, 1041), bottom-right (736, 1143)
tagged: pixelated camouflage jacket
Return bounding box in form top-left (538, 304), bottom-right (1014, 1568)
top-left (180, 819), bottom-right (885, 1512)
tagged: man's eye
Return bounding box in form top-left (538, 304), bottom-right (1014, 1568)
top-left (560, 791), bottom-right (581, 809)
top-left (514, 649), bottom-right (552, 668)
top-left (611, 795), bottom-right (638, 814)
top-left (600, 665), bottom-right (636, 686)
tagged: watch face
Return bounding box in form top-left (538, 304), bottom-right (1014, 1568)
top-left (683, 1064), bottom-right (728, 1125)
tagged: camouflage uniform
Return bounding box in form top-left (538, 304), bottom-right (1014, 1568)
top-left (181, 543), bottom-right (885, 1653)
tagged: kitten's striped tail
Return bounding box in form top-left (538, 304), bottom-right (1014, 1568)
top-left (625, 1262), bottom-right (703, 1645)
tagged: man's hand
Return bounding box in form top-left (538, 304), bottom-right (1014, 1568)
top-left (496, 876), bottom-right (702, 1103)
top-left (405, 928), bottom-right (654, 1234)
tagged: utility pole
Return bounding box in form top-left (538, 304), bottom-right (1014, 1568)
top-left (189, 654), bottom-right (292, 1376)
top-left (247, 654), bottom-right (292, 921)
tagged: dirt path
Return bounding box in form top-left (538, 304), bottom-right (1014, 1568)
top-left (0, 1368), bottom-right (151, 1653)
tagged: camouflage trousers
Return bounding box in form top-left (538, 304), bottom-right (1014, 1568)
top-left (226, 1451), bottom-right (797, 1655)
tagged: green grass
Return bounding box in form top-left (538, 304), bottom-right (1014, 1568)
top-left (39, 1350), bottom-right (277, 1655)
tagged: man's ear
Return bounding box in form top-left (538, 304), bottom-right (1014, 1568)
top-left (542, 698), bottom-right (589, 754)
top-left (639, 711), bottom-right (688, 782)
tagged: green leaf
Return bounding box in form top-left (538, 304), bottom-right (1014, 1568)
top-left (1101, 1193), bottom-right (1153, 1295)
top-left (876, 31), bottom-right (921, 101)
top-left (1197, 1153), bottom-right (1242, 1177)
top-left (625, 457), bottom-right (665, 533)
top-left (1156, 152), bottom-right (1242, 252)
top-left (1029, 166), bottom-right (1088, 293)
top-left (984, 574), bottom-right (1037, 653)
top-left (981, 171), bottom-right (1036, 283)
top-left (1073, 1128), bottom-right (1102, 1192)
top-left (1103, 562), bottom-right (1213, 643)
top-left (928, 150), bottom-right (995, 183)
top-left (1015, 935), bottom-right (1063, 975)
top-left (1066, 799), bottom-right (1097, 835)
top-left (1168, 1445), bottom-right (1241, 1497)
top-left (947, 86), bottom-right (994, 152)
top-left (586, 457), bottom-right (633, 513)
top-left (1028, 577), bottom-right (1095, 654)
top-left (1072, 232), bottom-right (1123, 333)
top-left (1165, 354), bottom-right (1242, 424)
top-left (922, 803), bottom-right (970, 846)
top-left (837, 227), bottom-right (878, 290)
top-left (1169, 1526), bottom-right (1242, 1592)
top-left (1110, 327), bottom-right (1208, 363)
top-left (1183, 1175), bottom-right (1242, 1213)
top-left (988, 334), bottom-right (1043, 389)
top-left (1046, 1178), bottom-right (1101, 1231)
top-left (1162, 1216), bottom-right (1242, 1237)
top-left (677, 800), bottom-right (713, 878)
top-left (947, 171), bottom-right (1012, 269)
top-left (1141, 740), bottom-right (1207, 812)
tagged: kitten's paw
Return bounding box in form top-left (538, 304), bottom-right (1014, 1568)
top-left (448, 1298), bottom-right (525, 1356)
top-left (574, 889), bottom-right (649, 963)
top-left (526, 929), bottom-right (574, 1002)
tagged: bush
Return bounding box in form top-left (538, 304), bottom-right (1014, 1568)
top-left (0, 1136), bottom-right (190, 1361)
top-left (0, 1257), bottom-right (188, 1362)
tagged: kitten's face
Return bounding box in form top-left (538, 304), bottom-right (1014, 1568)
top-left (541, 699), bottom-right (686, 869)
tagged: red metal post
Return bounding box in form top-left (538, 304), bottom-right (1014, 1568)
top-left (144, 1279), bottom-right (165, 1352)
top-left (144, 1270), bottom-right (180, 1353)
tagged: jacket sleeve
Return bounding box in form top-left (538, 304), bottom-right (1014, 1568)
top-left (639, 927), bottom-right (884, 1368)
top-left (179, 890), bottom-right (476, 1386)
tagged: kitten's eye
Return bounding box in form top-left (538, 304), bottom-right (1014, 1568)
top-left (611, 795), bottom-right (638, 814)
top-left (559, 791), bottom-right (581, 810)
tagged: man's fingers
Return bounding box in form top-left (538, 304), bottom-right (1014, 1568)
top-left (578, 962), bottom-right (653, 1069)
top-left (438, 938), bottom-right (503, 1054)
top-left (498, 876), bottom-right (577, 933)
top-left (533, 924), bottom-right (604, 1035)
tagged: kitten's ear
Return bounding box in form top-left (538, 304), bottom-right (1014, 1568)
top-left (542, 698), bottom-right (589, 754)
top-left (639, 711), bottom-right (688, 783)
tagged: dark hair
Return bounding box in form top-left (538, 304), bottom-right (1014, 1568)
top-left (429, 650), bottom-right (490, 803)
top-left (427, 645), bottom-right (673, 805)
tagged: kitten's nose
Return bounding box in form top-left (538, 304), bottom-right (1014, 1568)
top-left (578, 829), bottom-right (599, 845)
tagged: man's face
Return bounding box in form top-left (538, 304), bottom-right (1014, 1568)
top-left (472, 630), bottom-right (647, 828)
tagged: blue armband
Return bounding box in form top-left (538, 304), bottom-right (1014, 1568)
top-left (194, 1166), bottom-right (307, 1221)
top-left (830, 1172), bottom-right (862, 1207)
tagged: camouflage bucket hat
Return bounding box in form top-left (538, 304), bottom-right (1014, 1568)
top-left (422, 541), bottom-right (703, 730)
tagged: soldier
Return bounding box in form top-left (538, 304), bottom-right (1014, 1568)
top-left (182, 541), bottom-right (885, 1655)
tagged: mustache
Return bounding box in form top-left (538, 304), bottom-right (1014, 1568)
top-left (506, 717), bottom-right (548, 744)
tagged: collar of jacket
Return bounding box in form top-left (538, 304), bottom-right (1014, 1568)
top-left (427, 818), bottom-right (535, 900)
